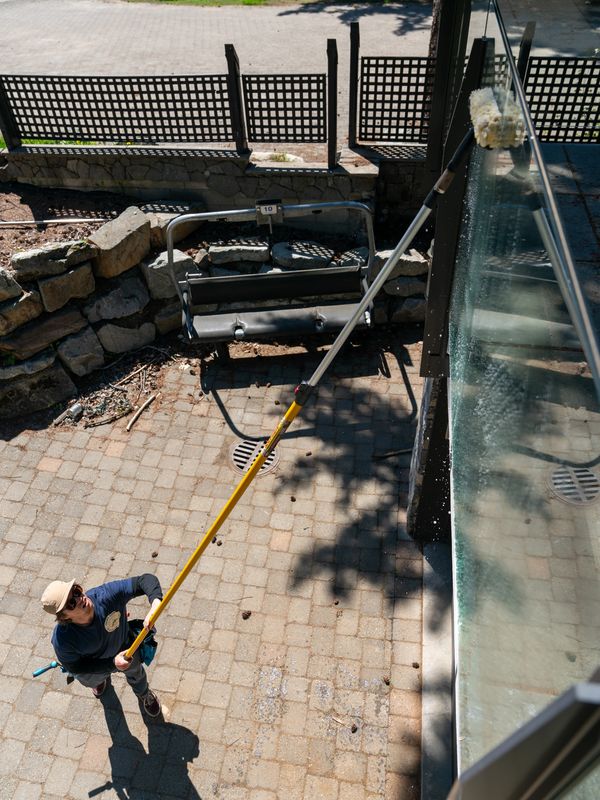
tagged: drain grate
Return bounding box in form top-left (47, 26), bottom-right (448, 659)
top-left (230, 439), bottom-right (279, 476)
top-left (548, 465), bottom-right (600, 506)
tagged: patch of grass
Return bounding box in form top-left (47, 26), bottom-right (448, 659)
top-left (0, 138), bottom-right (114, 148)
top-left (22, 139), bottom-right (99, 145)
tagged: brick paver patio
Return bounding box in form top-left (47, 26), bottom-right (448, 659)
top-left (0, 331), bottom-right (424, 799)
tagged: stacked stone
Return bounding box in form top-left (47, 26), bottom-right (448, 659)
top-left (370, 248), bottom-right (429, 324)
top-left (0, 237), bottom-right (99, 418)
top-left (0, 149), bottom-right (379, 214)
top-left (0, 205), bottom-right (201, 418)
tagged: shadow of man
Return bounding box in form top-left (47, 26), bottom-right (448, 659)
top-left (88, 683), bottom-right (202, 799)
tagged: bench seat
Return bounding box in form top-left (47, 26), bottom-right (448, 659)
top-left (180, 265), bottom-right (371, 343)
top-left (189, 302), bottom-right (368, 342)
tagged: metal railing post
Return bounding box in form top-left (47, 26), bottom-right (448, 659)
top-left (225, 44), bottom-right (249, 154)
top-left (348, 22), bottom-right (360, 148)
top-left (327, 39), bottom-right (338, 170)
top-left (0, 78), bottom-right (22, 150)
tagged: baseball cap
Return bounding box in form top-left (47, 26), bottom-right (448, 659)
top-left (41, 579), bottom-right (76, 615)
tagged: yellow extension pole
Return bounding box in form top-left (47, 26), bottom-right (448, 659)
top-left (125, 399), bottom-right (303, 659)
top-left (126, 142), bottom-right (461, 659)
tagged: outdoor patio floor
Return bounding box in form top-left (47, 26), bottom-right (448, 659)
top-left (0, 330), bottom-right (424, 800)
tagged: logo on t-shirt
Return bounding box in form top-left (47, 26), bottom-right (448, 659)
top-left (105, 611), bottom-right (121, 632)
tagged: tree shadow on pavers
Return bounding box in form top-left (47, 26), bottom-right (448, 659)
top-left (199, 329), bottom-right (422, 442)
top-left (201, 348), bottom-right (372, 439)
top-left (198, 327), bottom-right (434, 612)
top-left (88, 685), bottom-right (202, 800)
top-left (286, 358), bottom-right (526, 622)
top-left (282, 358), bottom-right (420, 606)
top-left (277, 1), bottom-right (432, 39)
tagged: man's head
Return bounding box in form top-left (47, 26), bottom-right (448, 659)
top-left (41, 580), bottom-right (94, 624)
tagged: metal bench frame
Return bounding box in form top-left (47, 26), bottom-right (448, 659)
top-left (166, 200), bottom-right (376, 343)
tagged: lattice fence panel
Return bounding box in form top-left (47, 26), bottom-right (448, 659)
top-left (524, 58), bottom-right (599, 143)
top-left (242, 74), bottom-right (326, 142)
top-left (359, 56), bottom-right (435, 143)
top-left (0, 75), bottom-right (234, 143)
top-left (479, 54), bottom-right (510, 88)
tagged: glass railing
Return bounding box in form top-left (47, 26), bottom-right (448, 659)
top-left (448, 4), bottom-right (600, 797)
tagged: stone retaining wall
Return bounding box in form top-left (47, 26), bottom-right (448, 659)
top-left (0, 203), bottom-right (430, 418)
top-left (0, 145), bottom-right (426, 225)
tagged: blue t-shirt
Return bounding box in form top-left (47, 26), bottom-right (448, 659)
top-left (52, 579), bottom-right (136, 670)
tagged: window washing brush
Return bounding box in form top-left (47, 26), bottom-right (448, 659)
top-left (469, 86), bottom-right (526, 150)
top-left (426, 86), bottom-right (526, 205)
top-left (123, 83), bottom-right (527, 663)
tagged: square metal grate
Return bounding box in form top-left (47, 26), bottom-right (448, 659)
top-left (358, 56), bottom-right (435, 143)
top-left (524, 58), bottom-right (600, 143)
top-left (242, 74), bottom-right (326, 143)
top-left (0, 74), bottom-right (234, 144)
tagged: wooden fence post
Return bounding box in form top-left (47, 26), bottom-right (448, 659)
top-left (0, 78), bottom-right (22, 150)
top-left (425, 0), bottom-right (471, 176)
top-left (327, 39), bottom-right (338, 170)
top-left (348, 22), bottom-right (360, 148)
top-left (225, 44), bottom-right (249, 154)
top-left (420, 37), bottom-right (491, 378)
top-left (517, 21), bottom-right (536, 81)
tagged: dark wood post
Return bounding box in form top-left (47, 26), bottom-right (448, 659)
top-left (425, 0), bottom-right (471, 177)
top-left (327, 38), bottom-right (338, 170)
top-left (517, 21), bottom-right (536, 82)
top-left (348, 22), bottom-right (360, 148)
top-left (0, 78), bottom-right (22, 150)
top-left (420, 37), bottom-right (492, 378)
top-left (225, 44), bottom-right (249, 154)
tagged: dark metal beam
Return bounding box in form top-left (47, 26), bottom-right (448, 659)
top-left (421, 37), bottom-right (494, 377)
top-left (348, 22), bottom-right (360, 148)
top-left (327, 39), bottom-right (338, 170)
top-left (225, 44), bottom-right (249, 154)
top-left (0, 78), bottom-right (22, 150)
top-left (425, 0), bottom-right (472, 178)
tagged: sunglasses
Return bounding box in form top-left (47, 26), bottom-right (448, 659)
top-left (65, 584), bottom-right (84, 611)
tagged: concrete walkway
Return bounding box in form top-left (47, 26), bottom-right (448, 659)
top-left (0, 333), bottom-right (425, 800)
top-left (0, 2), bottom-right (431, 80)
top-left (0, 0), bottom-right (595, 81)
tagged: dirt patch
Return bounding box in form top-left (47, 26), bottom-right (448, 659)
top-left (0, 180), bottom-right (373, 267)
top-left (0, 182), bottom-right (138, 268)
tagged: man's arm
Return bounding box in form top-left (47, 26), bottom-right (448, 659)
top-left (52, 630), bottom-right (116, 676)
top-left (131, 573), bottom-right (163, 631)
top-left (60, 655), bottom-right (115, 675)
top-left (131, 574), bottom-right (163, 604)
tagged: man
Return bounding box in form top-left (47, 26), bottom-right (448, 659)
top-left (41, 574), bottom-right (163, 717)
